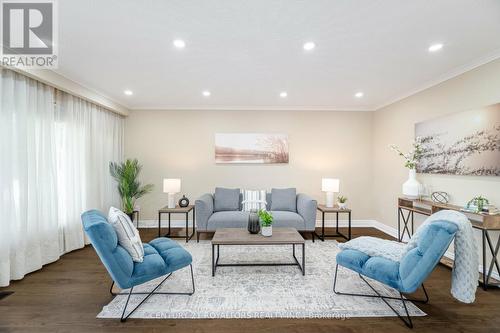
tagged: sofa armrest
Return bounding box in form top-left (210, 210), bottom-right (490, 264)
top-left (297, 193), bottom-right (317, 231)
top-left (195, 194), bottom-right (214, 231)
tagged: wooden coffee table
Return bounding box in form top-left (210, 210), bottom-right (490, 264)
top-left (211, 228), bottom-right (305, 276)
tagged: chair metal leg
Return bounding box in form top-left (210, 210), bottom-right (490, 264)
top-left (111, 264), bottom-right (195, 322)
top-left (333, 264), bottom-right (428, 328)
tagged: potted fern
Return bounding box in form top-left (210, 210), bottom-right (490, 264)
top-left (109, 159), bottom-right (154, 220)
top-left (258, 210), bottom-right (274, 237)
top-left (466, 196), bottom-right (489, 213)
top-left (337, 195), bottom-right (348, 209)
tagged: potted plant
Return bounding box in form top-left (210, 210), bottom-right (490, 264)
top-left (467, 196), bottom-right (489, 213)
top-left (389, 137), bottom-right (424, 199)
top-left (109, 159), bottom-right (154, 220)
top-left (258, 210), bottom-right (274, 237)
top-left (337, 195), bottom-right (348, 209)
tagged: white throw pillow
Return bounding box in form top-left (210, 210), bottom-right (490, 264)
top-left (108, 207), bottom-right (144, 263)
top-left (242, 190), bottom-right (267, 212)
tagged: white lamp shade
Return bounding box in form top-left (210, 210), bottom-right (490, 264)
top-left (322, 178), bottom-right (339, 192)
top-left (163, 178), bottom-right (181, 193)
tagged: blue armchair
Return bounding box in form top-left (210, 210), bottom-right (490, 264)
top-left (334, 221), bottom-right (458, 328)
top-left (81, 210), bottom-right (195, 322)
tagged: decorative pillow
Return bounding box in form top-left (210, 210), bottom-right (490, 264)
top-left (108, 207), bottom-right (144, 262)
top-left (214, 187), bottom-right (240, 212)
top-left (242, 190), bottom-right (267, 212)
top-left (270, 188), bottom-right (297, 212)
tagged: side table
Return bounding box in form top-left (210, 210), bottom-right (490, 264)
top-left (158, 205), bottom-right (195, 243)
top-left (315, 204), bottom-right (352, 241)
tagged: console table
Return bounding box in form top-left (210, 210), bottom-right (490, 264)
top-left (158, 205), bottom-right (195, 243)
top-left (397, 197), bottom-right (500, 290)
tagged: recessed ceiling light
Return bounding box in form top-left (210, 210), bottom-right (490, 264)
top-left (173, 39), bottom-right (186, 49)
top-left (303, 42), bottom-right (316, 51)
top-left (202, 90), bottom-right (211, 97)
top-left (355, 92), bottom-right (364, 98)
top-left (123, 89), bottom-right (133, 96)
top-left (428, 43), bottom-right (443, 52)
top-left (279, 92), bottom-right (288, 98)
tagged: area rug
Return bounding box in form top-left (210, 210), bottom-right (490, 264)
top-left (97, 240), bottom-right (426, 319)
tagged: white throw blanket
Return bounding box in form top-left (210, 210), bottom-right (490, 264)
top-left (339, 210), bottom-right (478, 303)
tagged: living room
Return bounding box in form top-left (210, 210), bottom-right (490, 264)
top-left (1, 1), bottom-right (499, 332)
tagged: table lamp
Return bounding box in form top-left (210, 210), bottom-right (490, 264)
top-left (163, 178), bottom-right (181, 208)
top-left (322, 178), bottom-right (339, 208)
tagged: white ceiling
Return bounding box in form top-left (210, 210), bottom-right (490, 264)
top-left (56, 0), bottom-right (500, 111)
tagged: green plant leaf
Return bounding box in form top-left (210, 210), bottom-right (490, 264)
top-left (109, 158), bottom-right (154, 213)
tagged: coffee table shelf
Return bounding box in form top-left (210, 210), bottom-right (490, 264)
top-left (211, 228), bottom-right (305, 276)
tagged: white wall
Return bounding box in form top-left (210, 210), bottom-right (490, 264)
top-left (125, 110), bottom-right (374, 221)
top-left (372, 58), bottom-right (500, 229)
top-left (372, 58), bottom-right (500, 273)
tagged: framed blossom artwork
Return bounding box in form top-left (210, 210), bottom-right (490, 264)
top-left (215, 133), bottom-right (289, 164)
top-left (415, 103), bottom-right (500, 176)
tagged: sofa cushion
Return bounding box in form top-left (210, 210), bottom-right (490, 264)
top-left (214, 187), bottom-right (240, 212)
top-left (269, 211), bottom-right (306, 230)
top-left (207, 211), bottom-right (250, 230)
top-left (242, 189), bottom-right (267, 211)
top-left (270, 188), bottom-right (296, 212)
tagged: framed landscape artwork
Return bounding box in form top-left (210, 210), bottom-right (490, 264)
top-left (215, 133), bottom-right (289, 164)
top-left (415, 103), bottom-right (500, 176)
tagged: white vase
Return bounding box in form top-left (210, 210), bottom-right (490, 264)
top-left (337, 202), bottom-right (347, 209)
top-left (402, 169), bottom-right (420, 199)
top-left (261, 226), bottom-right (272, 237)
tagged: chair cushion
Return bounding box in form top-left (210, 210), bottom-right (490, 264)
top-left (336, 221), bottom-right (458, 294)
top-left (207, 211), bottom-right (250, 229)
top-left (149, 238), bottom-right (193, 273)
top-left (130, 238), bottom-right (192, 286)
top-left (130, 251), bottom-right (167, 286)
top-left (270, 188), bottom-right (297, 212)
top-left (108, 207), bottom-right (144, 262)
top-left (336, 249), bottom-right (401, 290)
top-left (214, 187), bottom-right (240, 212)
top-left (269, 211), bottom-right (306, 230)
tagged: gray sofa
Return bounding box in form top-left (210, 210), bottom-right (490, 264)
top-left (195, 188), bottom-right (317, 242)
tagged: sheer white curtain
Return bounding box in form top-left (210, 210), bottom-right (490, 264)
top-left (0, 69), bottom-right (124, 286)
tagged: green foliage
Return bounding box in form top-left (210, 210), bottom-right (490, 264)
top-left (389, 137), bottom-right (424, 169)
top-left (337, 195), bottom-right (348, 203)
top-left (258, 209), bottom-right (274, 227)
top-left (467, 196), bottom-right (489, 213)
top-left (109, 159), bottom-right (154, 214)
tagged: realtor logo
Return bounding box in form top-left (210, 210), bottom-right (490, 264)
top-left (1, 0), bottom-right (58, 68)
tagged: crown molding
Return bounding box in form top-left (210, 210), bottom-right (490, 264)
top-left (129, 105), bottom-right (375, 112)
top-left (373, 48), bottom-right (500, 111)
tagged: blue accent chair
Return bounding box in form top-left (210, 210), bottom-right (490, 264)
top-left (81, 209), bottom-right (195, 322)
top-left (334, 221), bottom-right (458, 328)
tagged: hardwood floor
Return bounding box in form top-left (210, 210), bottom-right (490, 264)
top-left (1, 227), bottom-right (499, 333)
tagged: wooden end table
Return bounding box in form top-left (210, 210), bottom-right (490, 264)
top-left (315, 204), bottom-right (352, 241)
top-left (211, 228), bottom-right (305, 276)
top-left (158, 205), bottom-right (195, 243)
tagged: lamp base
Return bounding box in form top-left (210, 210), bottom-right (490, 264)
top-left (325, 192), bottom-right (334, 208)
top-left (167, 193), bottom-right (176, 209)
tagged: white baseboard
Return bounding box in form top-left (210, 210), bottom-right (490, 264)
top-left (137, 218), bottom-right (499, 282)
